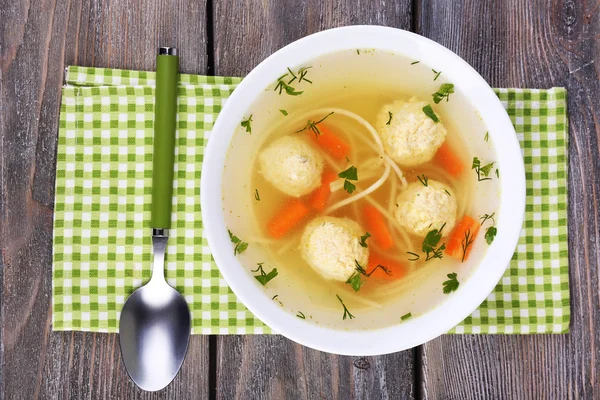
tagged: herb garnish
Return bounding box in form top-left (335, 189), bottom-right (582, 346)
top-left (252, 263), bottom-right (278, 286)
top-left (422, 223), bottom-right (447, 261)
top-left (296, 311), bottom-right (306, 319)
top-left (274, 72), bottom-right (303, 96)
top-left (279, 109), bottom-right (288, 116)
top-left (422, 104), bottom-right (440, 123)
top-left (432, 83), bottom-right (455, 104)
top-left (484, 131), bottom-right (489, 142)
top-left (461, 229), bottom-right (475, 262)
top-left (432, 69), bottom-right (442, 81)
top-left (480, 213), bottom-right (497, 245)
top-left (228, 230), bottom-right (248, 255)
top-left (407, 252), bottom-right (420, 261)
top-left (346, 259), bottom-right (390, 291)
top-left (472, 157), bottom-right (496, 181)
top-left (417, 174), bottom-right (429, 187)
top-left (254, 189), bottom-right (260, 201)
top-left (338, 165), bottom-right (358, 194)
top-left (386, 111), bottom-right (393, 125)
top-left (495, 168), bottom-right (500, 178)
top-left (444, 189), bottom-right (451, 196)
top-left (356, 49), bottom-right (360, 55)
top-left (336, 294), bottom-right (355, 320)
top-left (272, 294), bottom-right (279, 300)
top-left (442, 273), bottom-right (459, 294)
top-left (401, 312), bottom-right (412, 321)
top-left (295, 111), bottom-right (334, 138)
top-left (411, 61), bottom-right (420, 65)
top-left (240, 115), bottom-right (253, 133)
top-left (359, 232), bottom-right (371, 248)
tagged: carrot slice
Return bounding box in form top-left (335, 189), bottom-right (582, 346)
top-left (309, 124), bottom-right (350, 160)
top-left (267, 199), bottom-right (310, 238)
top-left (308, 169), bottom-right (338, 211)
top-left (445, 215), bottom-right (481, 261)
top-left (367, 253), bottom-right (407, 281)
top-left (364, 204), bottom-right (394, 250)
top-left (434, 142), bottom-right (464, 177)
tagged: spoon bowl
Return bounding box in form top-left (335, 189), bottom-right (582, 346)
top-left (119, 281), bottom-right (191, 391)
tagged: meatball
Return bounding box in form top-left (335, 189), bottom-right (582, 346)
top-left (394, 180), bottom-right (457, 237)
top-left (375, 97), bottom-right (447, 166)
top-left (258, 135), bottom-right (323, 197)
top-left (300, 217), bottom-right (369, 282)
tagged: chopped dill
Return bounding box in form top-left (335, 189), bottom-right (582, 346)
top-left (346, 259), bottom-right (390, 292)
top-left (401, 312), bottom-right (412, 321)
top-left (496, 168), bottom-right (500, 178)
top-left (279, 109), bottom-right (288, 116)
top-left (295, 111), bottom-right (334, 138)
top-left (407, 251), bottom-right (420, 261)
top-left (432, 69), bottom-right (442, 81)
top-left (254, 189), bottom-right (260, 201)
top-left (357, 49), bottom-right (360, 55)
top-left (336, 294), bottom-right (355, 320)
top-left (296, 311), bottom-right (306, 319)
top-left (461, 229), bottom-right (475, 262)
top-left (411, 61), bottom-right (420, 65)
top-left (272, 294), bottom-right (279, 300)
top-left (240, 115), bottom-right (253, 133)
top-left (417, 174), bottom-right (429, 187)
top-left (444, 189), bottom-right (451, 196)
top-left (484, 131), bottom-right (489, 142)
top-left (386, 111), bottom-right (393, 125)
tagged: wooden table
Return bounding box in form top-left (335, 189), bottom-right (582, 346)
top-left (2, 0), bottom-right (599, 398)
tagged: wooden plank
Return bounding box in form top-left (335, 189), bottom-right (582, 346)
top-left (417, 0), bottom-right (600, 398)
top-left (0, 0), bottom-right (209, 398)
top-left (212, 1), bottom-right (415, 398)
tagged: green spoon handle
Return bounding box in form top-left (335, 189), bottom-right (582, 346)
top-left (151, 48), bottom-right (179, 229)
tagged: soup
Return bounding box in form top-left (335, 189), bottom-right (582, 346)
top-left (221, 49), bottom-right (500, 330)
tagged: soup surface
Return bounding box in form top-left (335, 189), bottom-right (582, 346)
top-left (222, 49), bottom-right (500, 330)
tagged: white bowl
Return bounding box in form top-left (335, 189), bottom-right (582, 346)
top-left (201, 26), bottom-right (525, 355)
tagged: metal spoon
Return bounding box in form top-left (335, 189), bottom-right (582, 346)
top-left (119, 47), bottom-right (190, 392)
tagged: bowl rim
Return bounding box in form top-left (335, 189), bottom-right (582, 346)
top-left (201, 25), bottom-right (526, 355)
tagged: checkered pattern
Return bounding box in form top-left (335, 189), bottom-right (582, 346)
top-left (53, 66), bottom-right (569, 334)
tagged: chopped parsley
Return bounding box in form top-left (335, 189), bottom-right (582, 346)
top-left (336, 294), bottom-right (355, 320)
top-left (422, 104), bottom-right (440, 123)
top-left (432, 83), bottom-right (455, 104)
top-left (252, 263), bottom-right (278, 286)
top-left (461, 229), bottom-right (475, 262)
top-left (401, 312), bottom-right (412, 321)
top-left (346, 273), bottom-right (365, 292)
top-left (359, 232), bottom-right (371, 248)
top-left (484, 131), bottom-right (489, 142)
top-left (228, 230), bottom-right (248, 255)
top-left (386, 111), bottom-right (393, 125)
top-left (472, 157), bottom-right (496, 181)
top-left (254, 189), bottom-right (260, 201)
top-left (338, 165), bottom-right (358, 194)
top-left (442, 273), bottom-right (459, 294)
top-left (295, 111), bottom-right (334, 138)
top-left (480, 213), bottom-right (497, 245)
top-left (296, 311), bottom-right (306, 319)
top-left (279, 109), bottom-right (288, 116)
top-left (240, 115), bottom-right (253, 133)
top-left (417, 174), bottom-right (429, 187)
top-left (411, 60), bottom-right (420, 65)
top-left (432, 69), bottom-right (442, 81)
top-left (422, 223), bottom-right (447, 261)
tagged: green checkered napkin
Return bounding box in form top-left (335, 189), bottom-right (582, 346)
top-left (53, 66), bottom-right (569, 334)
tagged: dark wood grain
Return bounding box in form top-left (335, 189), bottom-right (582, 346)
top-left (211, 1), bottom-right (416, 398)
top-left (417, 0), bottom-right (600, 398)
top-left (0, 0), bottom-right (209, 398)
top-left (215, 335), bottom-right (415, 400)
